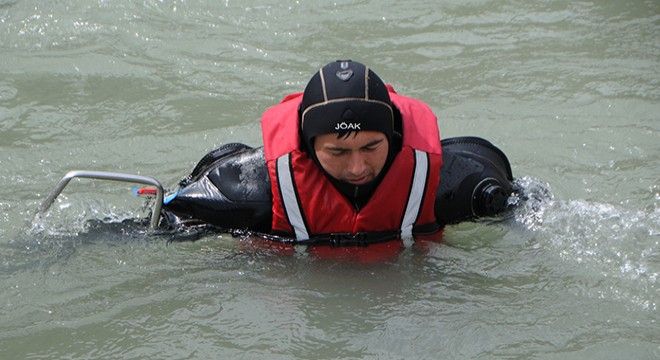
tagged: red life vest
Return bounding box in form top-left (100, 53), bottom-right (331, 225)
top-left (261, 86), bottom-right (442, 243)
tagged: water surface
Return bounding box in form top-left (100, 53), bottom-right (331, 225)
top-left (1, 0), bottom-right (658, 358)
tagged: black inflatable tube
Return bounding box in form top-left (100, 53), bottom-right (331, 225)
top-left (160, 136), bottom-right (515, 232)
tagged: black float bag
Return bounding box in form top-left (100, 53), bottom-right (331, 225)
top-left (160, 137), bottom-right (515, 231)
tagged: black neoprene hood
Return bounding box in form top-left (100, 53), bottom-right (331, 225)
top-left (297, 60), bottom-right (400, 209)
top-left (299, 60), bottom-right (394, 151)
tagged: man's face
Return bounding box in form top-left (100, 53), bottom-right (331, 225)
top-left (313, 130), bottom-right (389, 185)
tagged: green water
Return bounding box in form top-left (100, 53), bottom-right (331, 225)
top-left (1, 0), bottom-right (658, 358)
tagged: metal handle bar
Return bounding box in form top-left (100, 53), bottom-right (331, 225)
top-left (38, 170), bottom-right (164, 230)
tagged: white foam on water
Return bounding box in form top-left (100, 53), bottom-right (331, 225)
top-left (511, 176), bottom-right (658, 311)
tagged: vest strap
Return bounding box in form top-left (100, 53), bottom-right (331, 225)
top-left (314, 230), bottom-right (400, 247)
top-left (264, 229), bottom-right (401, 246)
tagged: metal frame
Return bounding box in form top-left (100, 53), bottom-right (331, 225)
top-left (38, 170), bottom-right (164, 230)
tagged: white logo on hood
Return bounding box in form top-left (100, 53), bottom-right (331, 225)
top-left (334, 122), bottom-right (361, 131)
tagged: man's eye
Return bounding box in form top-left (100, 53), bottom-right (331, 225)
top-left (330, 150), bottom-right (347, 157)
top-left (362, 144), bottom-right (381, 152)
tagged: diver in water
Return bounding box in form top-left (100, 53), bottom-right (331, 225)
top-left (263, 60), bottom-right (442, 243)
top-left (161, 60), bottom-right (515, 245)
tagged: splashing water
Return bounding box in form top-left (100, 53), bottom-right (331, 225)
top-left (510, 176), bottom-right (658, 311)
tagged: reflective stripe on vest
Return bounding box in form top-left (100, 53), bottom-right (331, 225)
top-left (401, 149), bottom-right (429, 238)
top-left (276, 150), bottom-right (430, 241)
top-left (276, 154), bottom-right (310, 240)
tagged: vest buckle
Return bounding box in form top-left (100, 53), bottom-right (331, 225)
top-left (329, 232), bottom-right (369, 247)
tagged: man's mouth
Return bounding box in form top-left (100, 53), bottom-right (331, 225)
top-left (345, 174), bottom-right (372, 185)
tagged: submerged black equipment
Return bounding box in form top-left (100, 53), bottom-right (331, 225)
top-left (160, 136), bottom-right (515, 231)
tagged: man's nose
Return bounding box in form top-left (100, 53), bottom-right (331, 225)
top-left (347, 151), bottom-right (367, 175)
